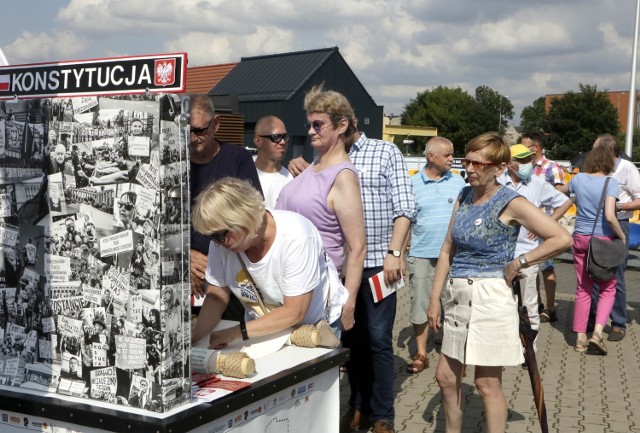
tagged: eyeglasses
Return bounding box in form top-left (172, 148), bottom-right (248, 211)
top-left (119, 202), bottom-right (134, 211)
top-left (304, 120), bottom-right (333, 134)
top-left (258, 133), bottom-right (289, 143)
top-left (461, 158), bottom-right (496, 170)
top-left (206, 229), bottom-right (229, 244)
top-left (190, 118), bottom-right (213, 136)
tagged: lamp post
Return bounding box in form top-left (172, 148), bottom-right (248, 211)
top-left (625, 0), bottom-right (640, 156)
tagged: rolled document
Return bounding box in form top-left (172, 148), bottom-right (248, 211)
top-left (191, 347), bottom-right (256, 378)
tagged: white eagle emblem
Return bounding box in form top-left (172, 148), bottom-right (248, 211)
top-left (156, 62), bottom-right (174, 85)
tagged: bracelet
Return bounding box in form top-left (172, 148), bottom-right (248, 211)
top-left (239, 320), bottom-right (249, 341)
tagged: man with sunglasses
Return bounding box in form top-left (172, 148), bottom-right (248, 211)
top-left (254, 115), bottom-right (293, 208)
top-left (188, 94), bottom-right (262, 319)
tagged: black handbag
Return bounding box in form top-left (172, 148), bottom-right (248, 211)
top-left (586, 177), bottom-right (627, 281)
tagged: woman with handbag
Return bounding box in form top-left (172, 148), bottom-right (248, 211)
top-left (190, 177), bottom-right (348, 349)
top-left (563, 146), bottom-right (625, 355)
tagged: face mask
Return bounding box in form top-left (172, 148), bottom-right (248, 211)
top-left (516, 162), bottom-right (533, 179)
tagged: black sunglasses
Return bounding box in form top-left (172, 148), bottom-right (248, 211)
top-left (206, 229), bottom-right (229, 244)
top-left (190, 118), bottom-right (213, 136)
top-left (258, 133), bottom-right (289, 143)
top-left (119, 202), bottom-right (135, 211)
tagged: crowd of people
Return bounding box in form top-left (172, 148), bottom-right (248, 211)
top-left (188, 84), bottom-right (640, 433)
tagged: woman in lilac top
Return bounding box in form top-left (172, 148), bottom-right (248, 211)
top-left (276, 85), bottom-right (366, 332)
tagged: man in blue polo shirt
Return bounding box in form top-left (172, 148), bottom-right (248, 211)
top-left (406, 137), bottom-right (464, 374)
top-left (498, 144), bottom-right (572, 348)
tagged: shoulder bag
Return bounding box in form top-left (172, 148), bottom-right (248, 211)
top-left (586, 177), bottom-right (627, 281)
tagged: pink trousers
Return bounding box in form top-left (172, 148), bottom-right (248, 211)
top-left (572, 234), bottom-right (617, 333)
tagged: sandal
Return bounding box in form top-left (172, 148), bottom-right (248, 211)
top-left (588, 334), bottom-right (607, 355)
top-left (574, 340), bottom-right (588, 353)
top-left (406, 353), bottom-right (429, 374)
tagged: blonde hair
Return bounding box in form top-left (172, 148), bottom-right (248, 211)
top-left (465, 133), bottom-right (510, 165)
top-left (304, 84), bottom-right (357, 138)
top-left (192, 177), bottom-right (265, 244)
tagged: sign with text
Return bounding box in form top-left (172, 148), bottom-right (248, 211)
top-left (0, 53), bottom-right (187, 99)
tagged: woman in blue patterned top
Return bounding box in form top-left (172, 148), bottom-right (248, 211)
top-left (426, 133), bottom-right (572, 433)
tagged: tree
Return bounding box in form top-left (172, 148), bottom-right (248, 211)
top-left (474, 85), bottom-right (514, 134)
top-left (545, 84), bottom-right (620, 160)
top-left (520, 97), bottom-right (548, 134)
top-left (402, 85), bottom-right (511, 153)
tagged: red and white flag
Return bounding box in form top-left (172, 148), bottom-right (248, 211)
top-left (0, 75), bottom-right (9, 92)
top-left (369, 271), bottom-right (405, 303)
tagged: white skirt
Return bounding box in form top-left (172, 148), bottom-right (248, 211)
top-left (441, 277), bottom-right (524, 366)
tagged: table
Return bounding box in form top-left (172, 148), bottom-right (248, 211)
top-left (0, 346), bottom-right (349, 433)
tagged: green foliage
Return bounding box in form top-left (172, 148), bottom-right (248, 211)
top-left (519, 84), bottom-right (620, 160)
top-left (545, 84), bottom-right (620, 159)
top-left (520, 97), bottom-right (548, 133)
top-left (401, 85), bottom-right (512, 155)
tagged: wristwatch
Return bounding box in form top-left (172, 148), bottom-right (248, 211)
top-left (616, 202), bottom-right (622, 212)
top-left (387, 249), bottom-right (401, 258)
top-left (517, 254), bottom-right (529, 268)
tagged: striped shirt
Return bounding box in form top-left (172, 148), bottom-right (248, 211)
top-left (409, 168), bottom-right (465, 258)
top-left (349, 133), bottom-right (416, 268)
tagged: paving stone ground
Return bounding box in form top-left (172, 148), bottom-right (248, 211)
top-left (339, 258), bottom-right (640, 433)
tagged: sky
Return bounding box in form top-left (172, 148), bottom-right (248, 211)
top-left (1, 0), bottom-right (639, 124)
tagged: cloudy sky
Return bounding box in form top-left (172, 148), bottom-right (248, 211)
top-left (1, 0), bottom-right (638, 123)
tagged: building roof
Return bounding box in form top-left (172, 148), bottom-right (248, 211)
top-left (210, 47), bottom-right (339, 102)
top-left (186, 63), bottom-right (237, 94)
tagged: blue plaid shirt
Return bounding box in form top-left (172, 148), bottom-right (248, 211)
top-left (349, 133), bottom-right (416, 268)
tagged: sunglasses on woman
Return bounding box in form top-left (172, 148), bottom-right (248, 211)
top-left (206, 229), bottom-right (229, 244)
top-left (461, 158), bottom-right (496, 170)
top-left (304, 120), bottom-right (333, 134)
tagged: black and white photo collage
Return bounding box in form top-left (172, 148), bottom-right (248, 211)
top-left (0, 94), bottom-right (192, 412)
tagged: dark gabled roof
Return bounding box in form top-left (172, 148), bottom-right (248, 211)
top-left (210, 47), bottom-right (338, 102)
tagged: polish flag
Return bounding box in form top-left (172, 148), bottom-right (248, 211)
top-left (369, 270), bottom-right (405, 303)
top-left (0, 75), bottom-right (9, 92)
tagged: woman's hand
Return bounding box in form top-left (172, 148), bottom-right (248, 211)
top-left (341, 300), bottom-right (356, 331)
top-left (503, 259), bottom-right (521, 286)
top-left (208, 326), bottom-right (240, 349)
top-left (426, 299), bottom-right (441, 333)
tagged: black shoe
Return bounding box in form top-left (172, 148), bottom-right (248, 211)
top-left (540, 309), bottom-right (557, 323)
top-left (607, 326), bottom-right (626, 342)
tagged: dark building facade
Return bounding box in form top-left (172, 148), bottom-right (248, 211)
top-left (209, 47), bottom-right (383, 163)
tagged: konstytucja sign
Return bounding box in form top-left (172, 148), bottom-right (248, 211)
top-left (0, 52), bottom-right (187, 100)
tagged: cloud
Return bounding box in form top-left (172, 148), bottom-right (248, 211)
top-left (3, 30), bottom-right (88, 64)
top-left (3, 0), bottom-right (639, 123)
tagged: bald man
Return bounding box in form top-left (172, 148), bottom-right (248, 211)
top-left (253, 115), bottom-right (293, 208)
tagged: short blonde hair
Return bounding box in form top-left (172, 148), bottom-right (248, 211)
top-left (304, 84), bottom-right (357, 138)
top-left (465, 133), bottom-right (510, 165)
top-left (192, 177), bottom-right (265, 244)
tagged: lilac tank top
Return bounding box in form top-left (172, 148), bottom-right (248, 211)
top-left (276, 160), bottom-right (357, 272)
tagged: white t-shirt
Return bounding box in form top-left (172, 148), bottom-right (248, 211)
top-left (257, 167), bottom-right (293, 209)
top-left (205, 209), bottom-right (347, 324)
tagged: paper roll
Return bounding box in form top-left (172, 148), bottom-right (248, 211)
top-left (191, 347), bottom-right (256, 378)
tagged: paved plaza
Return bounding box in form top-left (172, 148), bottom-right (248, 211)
top-left (339, 256), bottom-right (640, 432)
